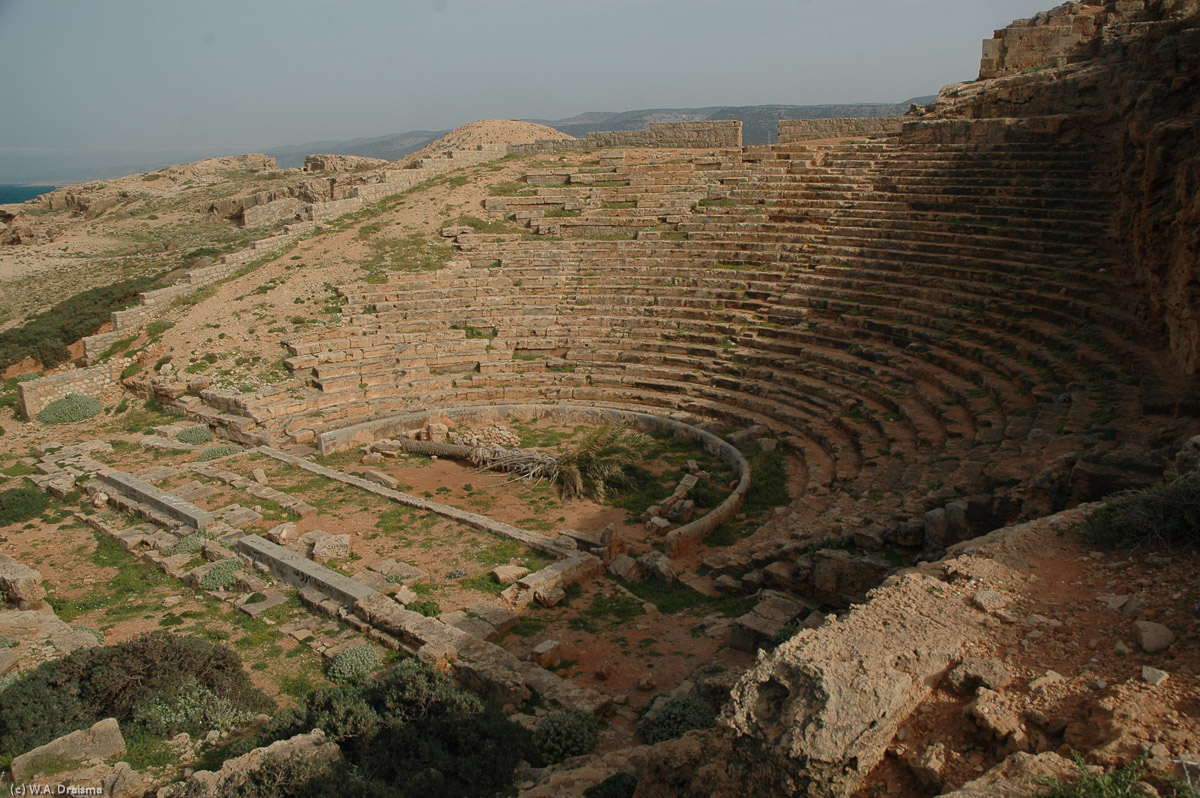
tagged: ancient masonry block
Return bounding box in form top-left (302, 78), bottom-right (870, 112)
top-left (96, 471), bottom-right (216, 530)
top-left (777, 117), bottom-right (904, 143)
top-left (235, 534), bottom-right (376, 608)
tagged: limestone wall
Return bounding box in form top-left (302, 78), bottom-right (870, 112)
top-left (777, 117), bottom-right (904, 143)
top-left (17, 360), bottom-right (127, 419)
top-left (509, 121), bottom-right (742, 156)
top-left (978, 1), bottom-right (1150, 79)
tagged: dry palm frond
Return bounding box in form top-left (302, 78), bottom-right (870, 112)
top-left (468, 445), bottom-right (560, 484)
top-left (554, 425), bottom-right (654, 501)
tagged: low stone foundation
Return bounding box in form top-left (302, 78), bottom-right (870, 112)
top-left (235, 535), bottom-right (376, 607)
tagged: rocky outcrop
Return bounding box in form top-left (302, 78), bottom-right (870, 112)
top-left (303, 154), bottom-right (389, 172)
top-left (938, 751), bottom-right (1077, 797)
top-left (0, 553), bottom-right (46, 609)
top-left (9, 717), bottom-right (126, 783)
top-left (157, 730), bottom-right (341, 798)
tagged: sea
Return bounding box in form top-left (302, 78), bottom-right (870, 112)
top-left (0, 184), bottom-right (59, 205)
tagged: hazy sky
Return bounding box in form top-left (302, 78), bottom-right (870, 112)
top-left (0, 0), bottom-right (1053, 183)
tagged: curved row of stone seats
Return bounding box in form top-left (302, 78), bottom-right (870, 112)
top-left (226, 126), bottom-right (1151, 521)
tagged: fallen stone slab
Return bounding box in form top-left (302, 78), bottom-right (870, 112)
top-left (236, 535), bottom-right (375, 608)
top-left (369, 559), bottom-right (429, 584)
top-left (239, 591), bottom-right (289, 617)
top-left (11, 717), bottom-right (126, 783)
top-left (492, 564), bottom-right (530, 585)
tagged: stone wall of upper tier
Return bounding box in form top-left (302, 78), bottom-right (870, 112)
top-left (978, 1), bottom-right (1150, 79)
top-left (777, 117), bottom-right (904, 142)
top-left (508, 121), bottom-right (742, 156)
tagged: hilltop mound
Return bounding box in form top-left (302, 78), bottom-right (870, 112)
top-left (393, 119), bottom-right (571, 167)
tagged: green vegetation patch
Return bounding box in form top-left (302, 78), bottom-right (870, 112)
top-left (1083, 471), bottom-right (1200, 549)
top-left (640, 694), bottom-right (715, 743)
top-left (327, 644), bottom-right (382, 684)
top-left (176, 425), bottom-right (214, 445)
top-left (0, 486), bottom-right (50, 527)
top-left (217, 658), bottom-right (530, 798)
top-left (197, 445), bottom-right (243, 462)
top-left (0, 272), bottom-right (169, 371)
top-left (619, 578), bottom-right (753, 618)
top-left (0, 632), bottom-right (272, 763)
top-left (37, 393), bottom-right (102, 425)
top-left (532, 710), bottom-right (598, 766)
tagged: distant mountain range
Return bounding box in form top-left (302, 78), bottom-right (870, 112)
top-left (265, 98), bottom-right (934, 168)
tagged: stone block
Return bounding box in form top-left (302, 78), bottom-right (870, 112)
top-left (239, 592), bottom-right (289, 617)
top-left (637, 551), bottom-right (676, 583)
top-left (535, 587), bottom-right (565, 607)
top-left (264, 522), bottom-right (297, 543)
top-left (364, 469), bottom-right (400, 490)
top-left (369, 559), bottom-right (429, 584)
top-left (236, 535), bottom-right (375, 608)
top-left (530, 639), bottom-right (560, 667)
top-left (491, 564), bottom-right (530, 585)
top-left (607, 554), bottom-right (640, 581)
top-left (465, 601), bottom-right (518, 635)
top-left (312, 534), bottom-right (351, 561)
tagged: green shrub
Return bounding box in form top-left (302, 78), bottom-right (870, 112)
top-left (197, 445), bottom-right (242, 462)
top-left (198, 560), bottom-right (239, 591)
top-left (406, 599), bottom-right (440, 618)
top-left (133, 676), bottom-right (256, 737)
top-left (1084, 471), bottom-right (1200, 549)
top-left (247, 659), bottom-right (528, 798)
top-left (327, 644), bottom-right (381, 684)
top-left (176, 425), bottom-right (214, 445)
top-left (37, 393), bottom-right (101, 425)
top-left (0, 487), bottom-right (49, 527)
top-left (0, 632), bottom-right (271, 759)
top-left (165, 534), bottom-right (206, 557)
top-left (1038, 753), bottom-right (1150, 797)
top-left (216, 753), bottom-right (342, 797)
top-left (585, 772), bottom-right (638, 798)
top-left (640, 695), bottom-right (715, 743)
top-left (533, 710), bottom-right (598, 765)
top-left (120, 362), bottom-right (142, 380)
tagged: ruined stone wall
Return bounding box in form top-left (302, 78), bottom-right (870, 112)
top-left (508, 121), bottom-right (742, 156)
top-left (17, 360), bottom-right (128, 418)
top-left (978, 1), bottom-right (1129, 79)
top-left (777, 117), bottom-right (904, 142)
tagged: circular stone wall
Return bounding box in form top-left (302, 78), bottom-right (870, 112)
top-left (315, 402), bottom-right (750, 554)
